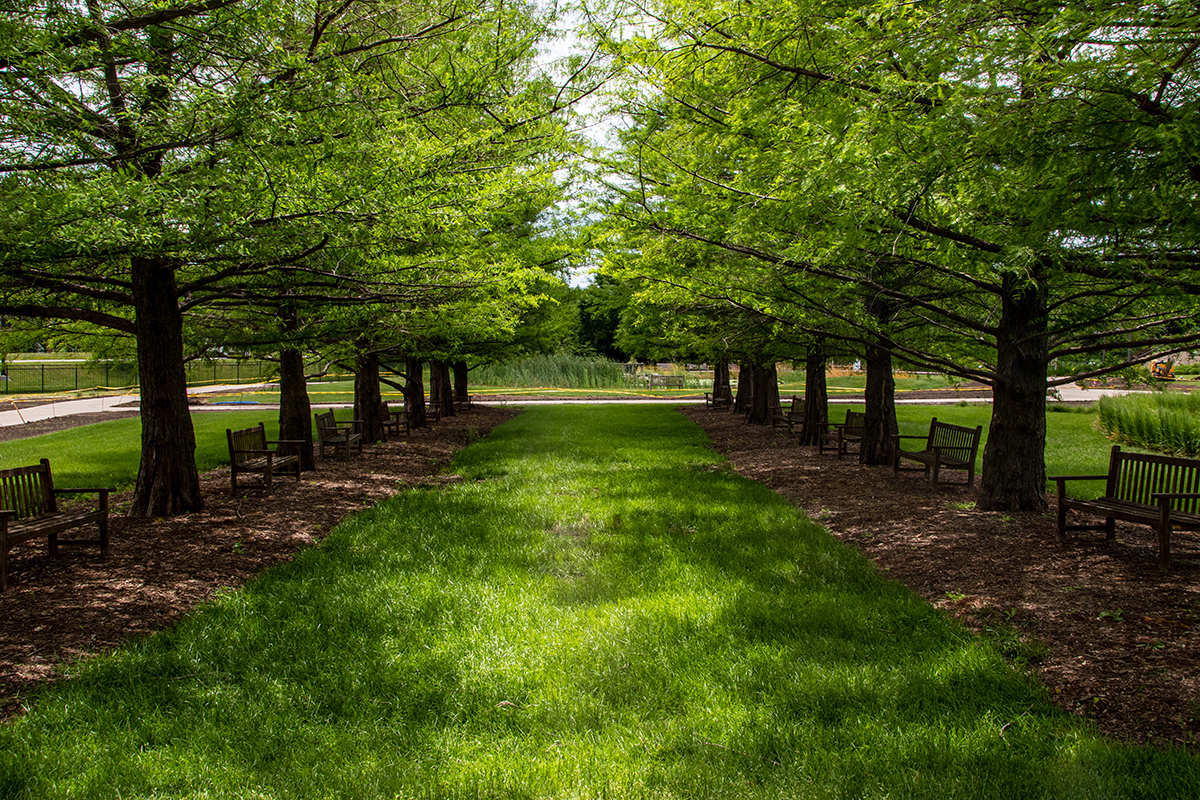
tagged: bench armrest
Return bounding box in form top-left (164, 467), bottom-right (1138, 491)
top-left (930, 445), bottom-right (973, 455)
top-left (1049, 474), bottom-right (1108, 499)
top-left (231, 448), bottom-right (275, 457)
top-left (265, 439), bottom-right (306, 446)
top-left (54, 487), bottom-right (115, 494)
top-left (1152, 492), bottom-right (1200, 501)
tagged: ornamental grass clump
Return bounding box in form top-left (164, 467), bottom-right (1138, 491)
top-left (1097, 393), bottom-right (1200, 457)
top-left (471, 354), bottom-right (628, 389)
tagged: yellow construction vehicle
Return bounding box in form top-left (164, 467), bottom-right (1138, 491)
top-left (1150, 360), bottom-right (1176, 380)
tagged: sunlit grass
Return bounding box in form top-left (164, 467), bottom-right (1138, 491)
top-left (1097, 392), bottom-right (1200, 457)
top-left (1, 405), bottom-right (1196, 798)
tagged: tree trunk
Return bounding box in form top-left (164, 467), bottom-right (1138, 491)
top-left (453, 361), bottom-right (470, 405)
top-left (354, 351), bottom-right (384, 443)
top-left (860, 341), bottom-right (898, 466)
top-left (278, 347), bottom-right (315, 471)
top-left (732, 361), bottom-right (751, 414)
top-left (405, 358), bottom-right (427, 428)
top-left (745, 363), bottom-right (776, 425)
top-left (130, 255), bottom-right (202, 516)
top-left (712, 361), bottom-right (733, 407)
top-left (977, 278), bottom-right (1050, 512)
top-left (433, 359), bottom-right (454, 418)
top-left (798, 343), bottom-right (829, 446)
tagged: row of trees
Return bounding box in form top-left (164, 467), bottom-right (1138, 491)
top-left (588, 0), bottom-right (1200, 511)
top-left (0, 0), bottom-right (597, 515)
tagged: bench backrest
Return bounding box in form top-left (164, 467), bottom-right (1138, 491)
top-left (1108, 446), bottom-right (1200, 513)
top-left (926, 418), bottom-right (984, 457)
top-left (842, 409), bottom-right (866, 432)
top-left (0, 458), bottom-right (55, 519)
top-left (314, 410), bottom-right (338, 433)
top-left (226, 423), bottom-right (268, 466)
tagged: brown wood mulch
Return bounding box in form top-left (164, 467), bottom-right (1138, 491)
top-left (679, 406), bottom-right (1200, 752)
top-left (2, 403), bottom-right (1199, 753)
top-left (0, 406), bottom-right (517, 720)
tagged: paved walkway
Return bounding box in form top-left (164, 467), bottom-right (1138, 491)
top-left (0, 382), bottom-right (1145, 428)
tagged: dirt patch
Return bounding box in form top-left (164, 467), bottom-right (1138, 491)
top-left (681, 406), bottom-right (1200, 752)
top-left (0, 406), bottom-right (517, 718)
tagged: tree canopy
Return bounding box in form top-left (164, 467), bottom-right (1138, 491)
top-left (589, 0), bottom-right (1200, 509)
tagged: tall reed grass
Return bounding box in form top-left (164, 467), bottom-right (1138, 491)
top-left (1097, 392), bottom-right (1200, 456)
top-left (471, 354), bottom-right (630, 389)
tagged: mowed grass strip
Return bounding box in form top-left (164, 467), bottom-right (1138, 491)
top-left (0, 405), bottom-right (1197, 798)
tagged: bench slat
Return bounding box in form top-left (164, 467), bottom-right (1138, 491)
top-left (227, 423), bottom-right (303, 494)
top-left (1, 459), bottom-right (109, 591)
top-left (1056, 445), bottom-right (1200, 566)
top-left (892, 417), bottom-right (983, 487)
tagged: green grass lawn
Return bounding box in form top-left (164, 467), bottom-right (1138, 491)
top-left (1, 406), bottom-right (1197, 798)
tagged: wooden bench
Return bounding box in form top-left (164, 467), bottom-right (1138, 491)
top-left (1052, 445), bottom-right (1200, 567)
top-left (380, 401), bottom-right (409, 440)
top-left (819, 409), bottom-right (866, 459)
top-left (0, 459), bottom-right (112, 591)
top-left (314, 410), bottom-right (364, 460)
top-left (892, 417), bottom-right (983, 487)
top-left (648, 375), bottom-right (685, 388)
top-left (226, 422), bottom-right (303, 494)
top-left (704, 392), bottom-right (731, 409)
top-left (771, 396), bottom-right (803, 430)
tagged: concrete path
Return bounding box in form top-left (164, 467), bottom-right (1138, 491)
top-left (0, 381), bottom-right (1145, 428)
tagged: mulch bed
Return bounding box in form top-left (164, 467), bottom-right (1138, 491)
top-left (680, 406), bottom-right (1200, 752)
top-left (0, 406), bottom-right (517, 720)
top-left (2, 403), bottom-right (1199, 753)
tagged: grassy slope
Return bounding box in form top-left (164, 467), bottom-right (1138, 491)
top-left (0, 406), bottom-right (1196, 798)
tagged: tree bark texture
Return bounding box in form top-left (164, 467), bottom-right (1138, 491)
top-left (744, 363), bottom-right (777, 425)
top-left (405, 358), bottom-right (427, 428)
top-left (977, 279), bottom-right (1050, 512)
top-left (130, 255), bottom-right (202, 516)
top-left (453, 361), bottom-right (470, 405)
top-left (354, 351), bottom-right (384, 443)
top-left (278, 347), bottom-right (315, 471)
top-left (798, 344), bottom-right (829, 446)
top-left (860, 341), bottom-right (898, 466)
top-left (432, 360), bottom-right (454, 418)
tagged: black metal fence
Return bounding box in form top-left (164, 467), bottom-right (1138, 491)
top-left (1, 361), bottom-right (277, 394)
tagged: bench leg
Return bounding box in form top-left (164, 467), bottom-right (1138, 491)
top-left (0, 544), bottom-right (7, 592)
top-left (1159, 506), bottom-right (1172, 568)
top-left (1105, 517), bottom-right (1116, 542)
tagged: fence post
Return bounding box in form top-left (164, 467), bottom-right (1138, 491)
top-left (41, 364), bottom-right (45, 393)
